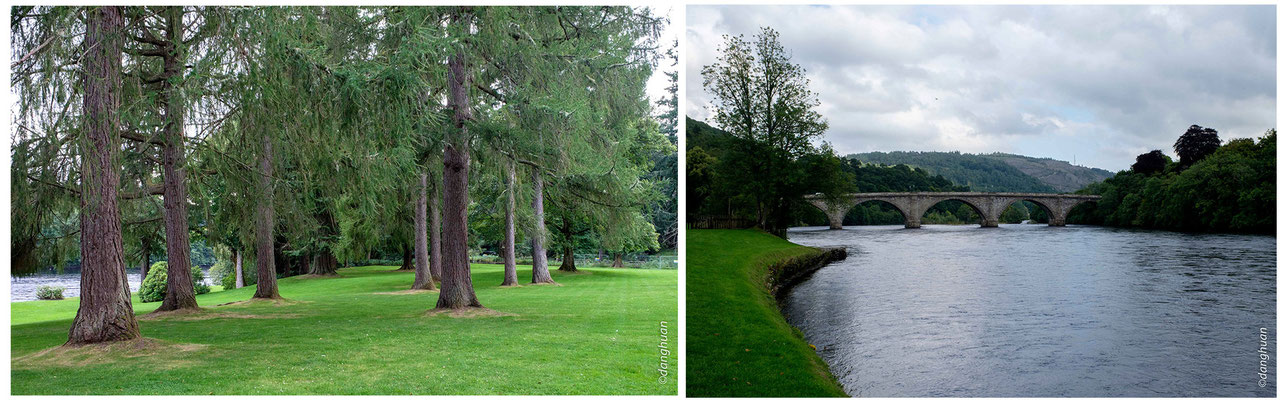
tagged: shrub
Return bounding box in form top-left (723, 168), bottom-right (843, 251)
top-left (214, 258), bottom-right (256, 290)
top-left (140, 261), bottom-right (211, 303)
top-left (35, 285), bottom-right (65, 300)
top-left (208, 259), bottom-right (230, 288)
top-left (192, 267), bottom-right (211, 295)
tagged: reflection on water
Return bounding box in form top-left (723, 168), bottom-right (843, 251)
top-left (783, 224), bottom-right (1276, 397)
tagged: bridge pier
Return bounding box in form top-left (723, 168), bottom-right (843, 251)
top-left (826, 208), bottom-right (845, 230)
top-left (804, 192), bottom-right (1098, 230)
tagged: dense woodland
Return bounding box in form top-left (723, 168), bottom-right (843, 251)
top-left (11, 6), bottom-right (676, 345)
top-left (1069, 126), bottom-right (1275, 233)
top-left (848, 151), bottom-right (1096, 193)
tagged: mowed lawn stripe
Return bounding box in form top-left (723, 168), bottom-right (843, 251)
top-left (12, 264), bottom-right (677, 395)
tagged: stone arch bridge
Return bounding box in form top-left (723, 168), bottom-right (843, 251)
top-left (804, 192), bottom-right (1101, 229)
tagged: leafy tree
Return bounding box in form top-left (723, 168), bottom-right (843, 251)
top-left (1072, 129), bottom-right (1274, 233)
top-left (699, 27), bottom-right (830, 235)
top-left (1174, 125), bottom-right (1221, 168)
top-left (1131, 150), bottom-right (1170, 175)
top-left (647, 39), bottom-right (680, 249)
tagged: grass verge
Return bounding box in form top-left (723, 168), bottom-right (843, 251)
top-left (12, 264), bottom-right (677, 395)
top-left (685, 229), bottom-right (846, 397)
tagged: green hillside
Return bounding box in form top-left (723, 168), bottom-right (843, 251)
top-left (982, 153), bottom-right (1115, 192)
top-left (845, 151), bottom-right (1111, 193)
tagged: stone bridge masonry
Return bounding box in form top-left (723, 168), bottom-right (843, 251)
top-left (804, 192), bottom-right (1101, 229)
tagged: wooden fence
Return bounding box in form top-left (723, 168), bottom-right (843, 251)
top-left (688, 216), bottom-right (756, 230)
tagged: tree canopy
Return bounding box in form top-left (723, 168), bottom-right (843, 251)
top-left (11, 5), bottom-right (675, 342)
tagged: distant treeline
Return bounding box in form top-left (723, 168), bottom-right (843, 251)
top-left (1069, 128), bottom-right (1275, 233)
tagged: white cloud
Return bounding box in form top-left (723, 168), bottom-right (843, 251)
top-left (685, 5), bottom-right (1276, 171)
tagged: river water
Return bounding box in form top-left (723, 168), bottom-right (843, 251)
top-left (11, 271), bottom-right (215, 302)
top-left (783, 224), bottom-right (1276, 397)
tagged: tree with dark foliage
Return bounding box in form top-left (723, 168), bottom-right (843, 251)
top-left (1174, 125), bottom-right (1221, 168)
top-left (1131, 150), bottom-right (1170, 175)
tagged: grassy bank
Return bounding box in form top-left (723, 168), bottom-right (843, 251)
top-left (685, 229), bottom-right (846, 397)
top-left (12, 265), bottom-right (677, 395)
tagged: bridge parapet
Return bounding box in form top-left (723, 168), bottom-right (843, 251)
top-left (803, 192), bottom-right (1101, 229)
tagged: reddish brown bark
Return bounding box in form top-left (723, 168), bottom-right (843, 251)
top-left (67, 5), bottom-right (141, 345)
top-left (412, 172), bottom-right (435, 290)
top-left (154, 6), bottom-right (197, 312)
top-left (530, 167), bottom-right (555, 283)
top-left (501, 160), bottom-right (518, 286)
top-left (429, 168), bottom-right (442, 282)
top-left (252, 134), bottom-right (280, 299)
top-left (434, 45), bottom-right (481, 309)
top-left (612, 253), bottom-right (625, 268)
top-left (310, 252), bottom-right (337, 276)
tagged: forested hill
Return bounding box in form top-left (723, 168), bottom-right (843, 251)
top-left (983, 153), bottom-right (1116, 192)
top-left (845, 151), bottom-right (1112, 193)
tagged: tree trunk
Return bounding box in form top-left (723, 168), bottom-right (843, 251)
top-left (434, 45), bottom-right (481, 310)
top-left (139, 239), bottom-right (150, 287)
top-left (155, 6), bottom-right (197, 313)
top-left (398, 242), bottom-right (413, 271)
top-left (310, 252), bottom-right (337, 275)
top-left (429, 168), bottom-right (442, 282)
top-left (252, 134), bottom-right (280, 299)
top-left (612, 253), bottom-right (624, 268)
top-left (234, 248), bottom-right (244, 288)
top-left (67, 6), bottom-right (141, 345)
top-left (560, 245), bottom-right (576, 272)
top-left (501, 160), bottom-right (518, 286)
top-left (412, 171), bottom-right (435, 290)
top-left (558, 218), bottom-right (577, 272)
top-left (298, 254), bottom-right (313, 276)
top-left (530, 167), bottom-right (555, 283)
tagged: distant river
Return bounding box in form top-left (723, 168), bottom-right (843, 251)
top-left (11, 269), bottom-right (215, 302)
top-left (783, 224), bottom-right (1276, 397)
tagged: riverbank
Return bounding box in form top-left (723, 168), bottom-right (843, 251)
top-left (12, 264), bottom-right (678, 395)
top-left (686, 229), bottom-right (847, 397)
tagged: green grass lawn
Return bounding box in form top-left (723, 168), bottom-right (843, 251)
top-left (686, 229), bottom-right (846, 397)
top-left (11, 264), bottom-right (677, 395)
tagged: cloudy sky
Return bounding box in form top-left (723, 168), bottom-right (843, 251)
top-left (685, 5), bottom-right (1276, 171)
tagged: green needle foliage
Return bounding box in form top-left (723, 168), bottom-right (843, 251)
top-left (11, 5), bottom-right (677, 380)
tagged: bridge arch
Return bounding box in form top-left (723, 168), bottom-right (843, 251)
top-left (999, 198), bottom-right (1055, 224)
top-left (914, 197), bottom-right (991, 227)
top-left (850, 199), bottom-right (911, 226)
top-left (804, 192), bottom-right (1101, 230)
top-left (805, 197), bottom-right (915, 230)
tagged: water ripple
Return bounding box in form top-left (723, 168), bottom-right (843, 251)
top-left (783, 224), bottom-right (1276, 397)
